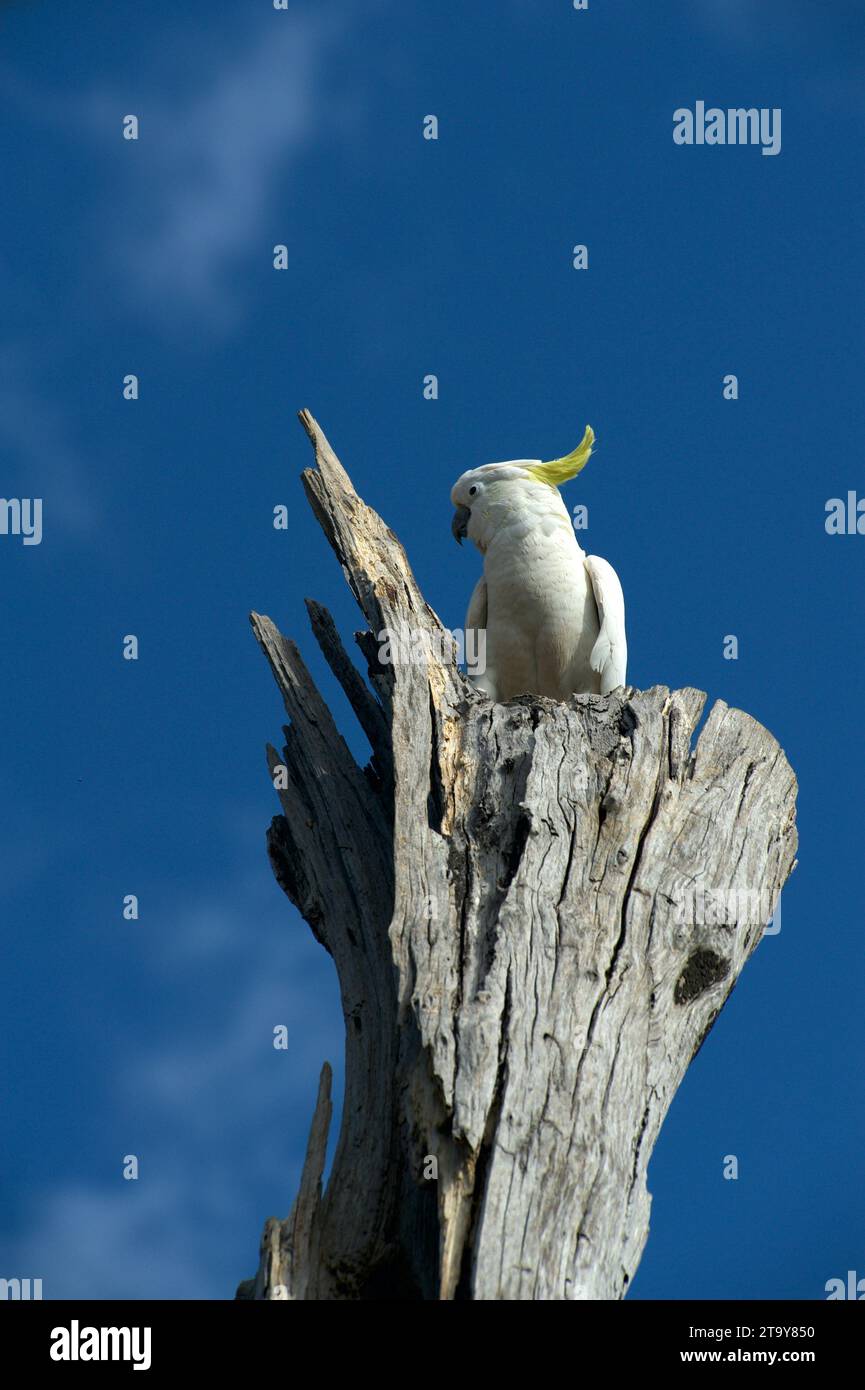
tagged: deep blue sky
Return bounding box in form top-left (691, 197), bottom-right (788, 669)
top-left (1, 0), bottom-right (863, 1300)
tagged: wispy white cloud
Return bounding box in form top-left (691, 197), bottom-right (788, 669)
top-left (84, 11), bottom-right (352, 330)
top-left (6, 1179), bottom-right (214, 1300)
top-left (0, 3), bottom-right (383, 333)
top-left (0, 344), bottom-right (98, 534)
top-left (129, 879), bottom-right (342, 1152)
top-left (5, 860), bottom-right (344, 1299)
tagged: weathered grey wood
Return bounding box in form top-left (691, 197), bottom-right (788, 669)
top-left (241, 1062), bottom-right (333, 1301)
top-left (240, 411), bottom-right (798, 1301)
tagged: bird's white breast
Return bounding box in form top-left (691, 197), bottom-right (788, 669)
top-left (482, 509), bottom-right (600, 700)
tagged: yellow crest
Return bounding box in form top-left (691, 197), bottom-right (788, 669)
top-left (527, 425), bottom-right (595, 488)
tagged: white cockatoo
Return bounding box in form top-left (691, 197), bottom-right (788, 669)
top-left (450, 426), bottom-right (627, 701)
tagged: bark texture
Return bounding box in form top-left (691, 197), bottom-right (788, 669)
top-left (238, 411), bottom-right (798, 1302)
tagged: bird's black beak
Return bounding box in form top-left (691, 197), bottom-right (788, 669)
top-left (451, 504), bottom-right (470, 545)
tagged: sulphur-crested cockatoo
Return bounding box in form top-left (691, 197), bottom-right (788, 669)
top-left (450, 427), bottom-right (627, 701)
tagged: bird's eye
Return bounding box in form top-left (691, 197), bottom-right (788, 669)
top-left (469, 485), bottom-right (478, 497)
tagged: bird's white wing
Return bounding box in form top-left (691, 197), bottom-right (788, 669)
top-left (465, 574), bottom-right (487, 635)
top-left (464, 575), bottom-right (498, 697)
top-left (584, 555), bottom-right (627, 694)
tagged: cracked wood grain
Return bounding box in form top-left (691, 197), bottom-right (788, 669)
top-left (239, 411), bottom-right (798, 1301)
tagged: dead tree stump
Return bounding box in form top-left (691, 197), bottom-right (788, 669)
top-left (238, 411), bottom-right (797, 1301)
